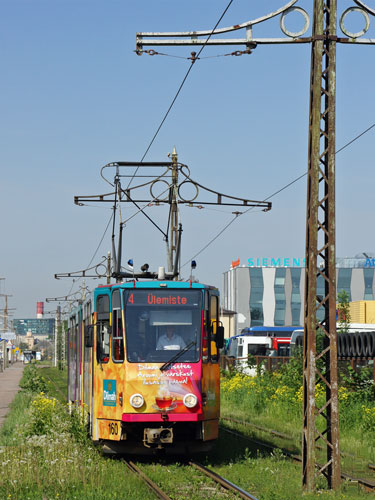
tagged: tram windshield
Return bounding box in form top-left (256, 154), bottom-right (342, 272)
top-left (123, 289), bottom-right (202, 363)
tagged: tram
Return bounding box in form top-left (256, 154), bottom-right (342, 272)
top-left (67, 277), bottom-right (224, 454)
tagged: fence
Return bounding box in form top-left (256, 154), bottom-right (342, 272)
top-left (221, 354), bottom-right (375, 383)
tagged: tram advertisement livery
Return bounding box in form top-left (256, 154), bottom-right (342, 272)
top-left (67, 282), bottom-right (223, 453)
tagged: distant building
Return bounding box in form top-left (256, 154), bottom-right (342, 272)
top-left (223, 253), bottom-right (375, 335)
top-left (220, 309), bottom-right (236, 339)
top-left (13, 318), bottom-right (55, 336)
top-left (25, 330), bottom-right (35, 349)
top-left (349, 301), bottom-right (375, 324)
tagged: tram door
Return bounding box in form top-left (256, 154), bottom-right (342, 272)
top-left (92, 290), bottom-right (125, 441)
top-left (201, 292), bottom-right (221, 439)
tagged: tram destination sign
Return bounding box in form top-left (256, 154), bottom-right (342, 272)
top-left (124, 290), bottom-right (200, 307)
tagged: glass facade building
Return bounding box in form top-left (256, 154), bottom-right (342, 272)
top-left (223, 255), bottom-right (375, 335)
top-left (249, 268), bottom-right (264, 326)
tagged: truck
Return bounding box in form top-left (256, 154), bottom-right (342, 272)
top-left (226, 329), bottom-right (294, 375)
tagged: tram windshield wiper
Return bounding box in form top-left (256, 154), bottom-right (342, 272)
top-left (160, 341), bottom-right (196, 372)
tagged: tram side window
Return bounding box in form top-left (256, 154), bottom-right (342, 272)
top-left (112, 290), bottom-right (124, 363)
top-left (96, 295), bottom-right (110, 364)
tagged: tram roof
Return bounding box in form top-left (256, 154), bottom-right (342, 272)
top-left (96, 281), bottom-right (216, 290)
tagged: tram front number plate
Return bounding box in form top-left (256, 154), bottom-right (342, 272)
top-left (98, 419), bottom-right (121, 441)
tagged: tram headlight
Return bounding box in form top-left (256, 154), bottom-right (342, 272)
top-left (130, 393), bottom-right (144, 409)
top-left (183, 393), bottom-right (198, 408)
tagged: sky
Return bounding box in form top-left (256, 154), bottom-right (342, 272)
top-left (1, 0), bottom-right (375, 319)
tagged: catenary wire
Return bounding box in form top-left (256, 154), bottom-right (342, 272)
top-left (181, 122), bottom-right (375, 268)
top-left (68, 118), bottom-right (375, 286)
top-left (140, 48), bottom-right (251, 60)
top-left (106, 1), bottom-right (237, 240)
top-left (67, 212), bottom-right (114, 296)
top-left (335, 123), bottom-right (375, 154)
top-left (113, 1), bottom-right (236, 249)
top-left (126, 0), bottom-right (235, 192)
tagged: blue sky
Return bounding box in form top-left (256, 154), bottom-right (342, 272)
top-left (1, 0), bottom-right (375, 318)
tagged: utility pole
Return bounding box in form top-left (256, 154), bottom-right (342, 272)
top-left (46, 283), bottom-right (88, 368)
top-left (0, 294), bottom-right (14, 332)
top-left (54, 306), bottom-right (59, 367)
top-left (134, 0), bottom-right (375, 491)
top-left (106, 251), bottom-right (111, 284)
top-left (56, 305), bottom-right (62, 370)
top-left (61, 308), bottom-right (67, 368)
top-left (303, 0), bottom-right (340, 490)
top-left (168, 147), bottom-right (179, 273)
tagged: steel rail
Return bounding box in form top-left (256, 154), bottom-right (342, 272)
top-left (37, 368), bottom-right (66, 400)
top-left (221, 416), bottom-right (293, 440)
top-left (220, 426), bottom-right (375, 491)
top-left (189, 460), bottom-right (259, 500)
top-left (124, 460), bottom-right (171, 500)
top-left (221, 417), bottom-right (375, 471)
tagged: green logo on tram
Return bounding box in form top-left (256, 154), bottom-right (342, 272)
top-left (103, 379), bottom-right (117, 407)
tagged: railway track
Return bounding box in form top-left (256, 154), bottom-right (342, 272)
top-left (189, 461), bottom-right (259, 500)
top-left (220, 422), bottom-right (375, 492)
top-left (221, 416), bottom-right (293, 440)
top-left (124, 460), bottom-right (172, 500)
top-left (38, 367), bottom-right (66, 400)
top-left (221, 416), bottom-right (375, 470)
top-left (124, 459), bottom-right (260, 500)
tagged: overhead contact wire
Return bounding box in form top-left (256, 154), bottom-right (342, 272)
top-left (182, 122), bottom-right (375, 268)
top-left (60, 2), bottom-right (237, 294)
top-left (125, 0), bottom-right (235, 194)
top-left (139, 0), bottom-right (235, 165)
top-left (67, 212), bottom-right (114, 296)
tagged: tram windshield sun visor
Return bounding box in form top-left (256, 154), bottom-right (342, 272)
top-left (124, 289), bottom-right (201, 363)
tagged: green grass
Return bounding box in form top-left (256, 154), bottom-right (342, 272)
top-left (0, 391), bottom-right (33, 446)
top-left (0, 441), bottom-right (155, 500)
top-left (2, 363), bottom-right (373, 499)
top-left (0, 365), bottom-right (155, 500)
top-left (219, 367), bottom-right (375, 497)
top-left (134, 433), bottom-right (370, 500)
top-left (37, 365), bottom-right (68, 403)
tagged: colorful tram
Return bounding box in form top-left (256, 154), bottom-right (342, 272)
top-left (67, 281), bottom-right (224, 454)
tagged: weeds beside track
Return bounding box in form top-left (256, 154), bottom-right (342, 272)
top-left (220, 420), bottom-right (375, 492)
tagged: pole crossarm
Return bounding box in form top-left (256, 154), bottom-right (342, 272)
top-left (136, 0), bottom-right (375, 52)
top-left (355, 0), bottom-right (375, 16)
top-left (54, 257), bottom-right (107, 279)
top-left (46, 286), bottom-right (89, 304)
top-left (46, 297), bottom-right (81, 304)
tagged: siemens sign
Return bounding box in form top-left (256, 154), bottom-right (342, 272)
top-left (247, 257), bottom-right (305, 267)
top-left (231, 256), bottom-right (375, 269)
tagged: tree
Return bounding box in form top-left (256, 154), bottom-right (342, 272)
top-left (18, 342), bottom-right (28, 352)
top-left (337, 290), bottom-right (351, 333)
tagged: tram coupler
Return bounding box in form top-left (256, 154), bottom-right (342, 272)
top-left (143, 427), bottom-right (173, 448)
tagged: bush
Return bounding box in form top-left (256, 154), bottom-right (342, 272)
top-left (341, 365), bottom-right (374, 403)
top-left (21, 392), bottom-right (89, 445)
top-left (361, 405), bottom-right (375, 433)
top-left (20, 365), bottom-right (48, 393)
